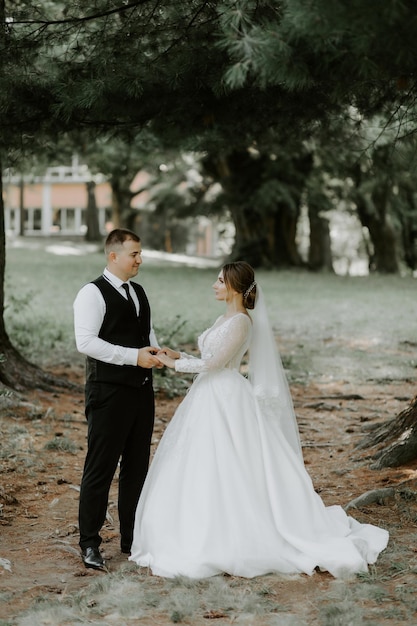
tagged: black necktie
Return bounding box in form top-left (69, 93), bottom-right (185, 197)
top-left (122, 283), bottom-right (137, 315)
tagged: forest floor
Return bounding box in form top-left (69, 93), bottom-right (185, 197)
top-left (1, 361), bottom-right (417, 625)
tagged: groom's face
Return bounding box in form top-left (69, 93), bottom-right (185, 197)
top-left (108, 238), bottom-right (143, 282)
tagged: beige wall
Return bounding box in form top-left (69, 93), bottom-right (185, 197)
top-left (4, 181), bottom-right (112, 209)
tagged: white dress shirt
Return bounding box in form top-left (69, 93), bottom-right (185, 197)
top-left (73, 268), bottom-right (159, 366)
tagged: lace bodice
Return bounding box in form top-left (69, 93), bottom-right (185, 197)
top-left (174, 313), bottom-right (252, 374)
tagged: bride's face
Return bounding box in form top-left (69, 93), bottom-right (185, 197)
top-left (213, 271), bottom-right (229, 301)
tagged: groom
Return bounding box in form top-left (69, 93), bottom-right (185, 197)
top-left (73, 228), bottom-right (161, 569)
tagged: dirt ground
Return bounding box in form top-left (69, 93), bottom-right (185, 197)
top-left (1, 363), bottom-right (417, 624)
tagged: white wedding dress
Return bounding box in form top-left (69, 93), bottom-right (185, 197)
top-left (130, 307), bottom-right (388, 579)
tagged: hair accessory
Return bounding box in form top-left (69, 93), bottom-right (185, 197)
top-left (244, 281), bottom-right (256, 298)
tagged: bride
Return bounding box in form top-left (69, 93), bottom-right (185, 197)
top-left (129, 261), bottom-right (388, 579)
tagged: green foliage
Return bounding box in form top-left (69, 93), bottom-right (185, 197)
top-left (217, 0), bottom-right (416, 124)
top-left (4, 0), bottom-right (416, 153)
top-left (4, 280), bottom-right (71, 364)
top-left (3, 0), bottom-right (417, 275)
top-left (154, 314), bottom-right (190, 346)
top-left (153, 314), bottom-right (195, 398)
top-left (170, 609), bottom-right (185, 623)
top-left (153, 368), bottom-right (192, 399)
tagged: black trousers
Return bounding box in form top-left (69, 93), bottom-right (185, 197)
top-left (78, 380), bottom-right (155, 551)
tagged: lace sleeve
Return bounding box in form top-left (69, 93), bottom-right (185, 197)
top-left (174, 315), bottom-right (251, 373)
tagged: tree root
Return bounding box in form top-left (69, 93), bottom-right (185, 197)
top-left (344, 487), bottom-right (396, 511)
top-left (0, 339), bottom-right (79, 392)
top-left (357, 395), bottom-right (417, 468)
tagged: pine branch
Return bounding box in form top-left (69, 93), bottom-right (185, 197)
top-left (9, 0), bottom-right (153, 27)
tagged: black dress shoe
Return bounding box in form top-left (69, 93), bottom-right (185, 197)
top-left (121, 536), bottom-right (132, 554)
top-left (81, 547), bottom-right (105, 570)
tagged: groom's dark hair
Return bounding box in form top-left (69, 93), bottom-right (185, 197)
top-left (105, 228), bottom-right (140, 254)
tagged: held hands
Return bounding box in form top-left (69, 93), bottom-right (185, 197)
top-left (137, 346), bottom-right (164, 368)
top-left (136, 345), bottom-right (179, 369)
top-left (155, 346), bottom-right (180, 369)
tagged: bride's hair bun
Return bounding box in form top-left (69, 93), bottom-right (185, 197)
top-left (222, 261), bottom-right (257, 310)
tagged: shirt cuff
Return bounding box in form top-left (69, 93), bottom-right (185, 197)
top-left (125, 347), bottom-right (139, 366)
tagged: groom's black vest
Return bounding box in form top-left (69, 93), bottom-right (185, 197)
top-left (85, 276), bottom-right (152, 388)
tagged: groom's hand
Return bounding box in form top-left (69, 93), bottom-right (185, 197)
top-left (137, 346), bottom-right (163, 368)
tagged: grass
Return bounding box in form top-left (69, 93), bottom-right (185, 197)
top-left (43, 435), bottom-right (79, 454)
top-left (8, 566), bottom-right (325, 625)
top-left (5, 238), bottom-right (417, 385)
top-left (9, 563), bottom-right (416, 626)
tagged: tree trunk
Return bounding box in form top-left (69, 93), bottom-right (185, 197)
top-left (85, 181), bottom-right (102, 242)
top-left (19, 175), bottom-right (24, 236)
top-left (364, 214), bottom-right (399, 273)
top-left (110, 177), bottom-right (135, 230)
top-left (227, 204), bottom-right (303, 268)
top-left (0, 0), bottom-right (75, 393)
top-left (228, 205), bottom-right (273, 266)
top-left (398, 187), bottom-right (417, 271)
top-left (207, 151), bottom-right (304, 268)
top-left (353, 172), bottom-right (400, 273)
top-left (273, 205), bottom-right (303, 267)
top-left (0, 167), bottom-right (75, 392)
top-left (308, 207), bottom-right (334, 271)
top-left (357, 395), bottom-right (417, 468)
top-left (111, 185), bottom-right (121, 228)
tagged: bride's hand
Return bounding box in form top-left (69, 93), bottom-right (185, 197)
top-left (157, 351), bottom-right (176, 369)
top-left (158, 346), bottom-right (180, 360)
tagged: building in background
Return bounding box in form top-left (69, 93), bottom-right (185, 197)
top-left (3, 162), bottom-right (111, 237)
top-left (3, 162), bottom-right (230, 258)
